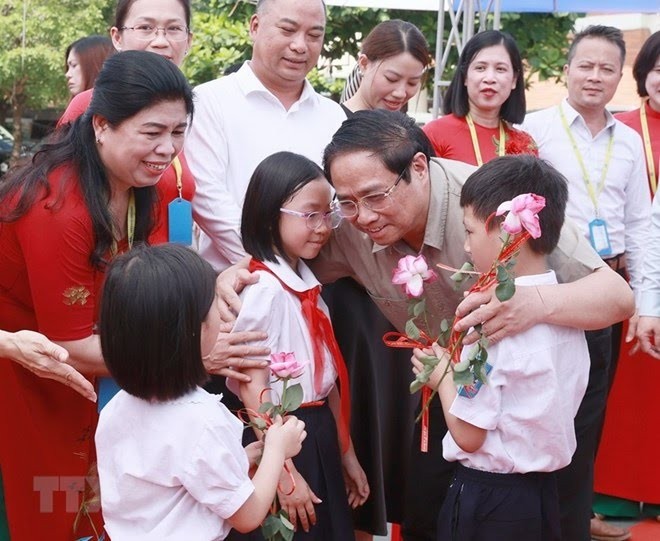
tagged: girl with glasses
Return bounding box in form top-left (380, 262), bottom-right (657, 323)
top-left (226, 151), bottom-right (369, 540)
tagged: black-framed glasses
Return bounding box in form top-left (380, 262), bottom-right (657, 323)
top-left (120, 24), bottom-right (189, 42)
top-left (279, 208), bottom-right (343, 230)
top-left (334, 160), bottom-right (411, 218)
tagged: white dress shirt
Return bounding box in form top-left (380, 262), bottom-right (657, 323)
top-left (523, 100), bottom-right (650, 302)
top-left (185, 63), bottom-right (346, 270)
top-left (229, 256), bottom-right (338, 402)
top-left (640, 193), bottom-right (660, 316)
top-left (443, 271), bottom-right (590, 474)
top-left (96, 387), bottom-right (254, 541)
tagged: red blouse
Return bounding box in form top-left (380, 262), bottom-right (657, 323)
top-left (422, 113), bottom-right (538, 166)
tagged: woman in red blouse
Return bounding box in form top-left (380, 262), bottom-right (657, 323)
top-left (423, 30), bottom-right (537, 166)
top-left (0, 50), bottom-right (193, 540)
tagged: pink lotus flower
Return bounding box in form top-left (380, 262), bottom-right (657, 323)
top-left (270, 352), bottom-right (308, 379)
top-left (496, 193), bottom-right (545, 239)
top-left (392, 255), bottom-right (438, 298)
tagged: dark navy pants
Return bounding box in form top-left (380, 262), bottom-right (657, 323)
top-left (436, 464), bottom-right (561, 541)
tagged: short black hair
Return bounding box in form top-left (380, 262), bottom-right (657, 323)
top-left (568, 25), bottom-right (626, 67)
top-left (633, 30), bottom-right (660, 98)
top-left (323, 109), bottom-right (435, 183)
top-left (242, 151), bottom-right (326, 264)
top-left (443, 30), bottom-right (526, 124)
top-left (460, 155), bottom-right (568, 255)
top-left (100, 244), bottom-right (215, 401)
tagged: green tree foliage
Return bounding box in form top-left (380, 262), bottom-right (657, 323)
top-left (0, 0), bottom-right (110, 155)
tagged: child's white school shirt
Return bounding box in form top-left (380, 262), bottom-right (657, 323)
top-left (229, 256), bottom-right (338, 401)
top-left (95, 387), bottom-right (254, 540)
top-left (442, 271), bottom-right (590, 473)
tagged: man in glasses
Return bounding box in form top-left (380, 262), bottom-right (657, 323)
top-left (218, 109), bottom-right (635, 541)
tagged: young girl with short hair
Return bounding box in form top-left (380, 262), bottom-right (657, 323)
top-left (229, 151), bottom-right (370, 540)
top-left (95, 244), bottom-right (306, 540)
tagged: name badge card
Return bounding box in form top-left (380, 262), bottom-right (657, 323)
top-left (168, 198), bottom-right (193, 245)
top-left (589, 218), bottom-right (612, 256)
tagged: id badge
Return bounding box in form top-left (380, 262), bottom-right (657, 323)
top-left (97, 377), bottom-right (121, 412)
top-left (168, 197), bottom-right (193, 245)
top-left (588, 218), bottom-right (612, 256)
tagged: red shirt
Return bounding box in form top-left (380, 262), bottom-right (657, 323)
top-left (423, 113), bottom-right (537, 166)
top-left (59, 88), bottom-right (196, 243)
top-left (615, 101), bottom-right (660, 196)
top-left (0, 165), bottom-right (106, 539)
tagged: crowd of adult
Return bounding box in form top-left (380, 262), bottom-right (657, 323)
top-left (1, 0), bottom-right (659, 540)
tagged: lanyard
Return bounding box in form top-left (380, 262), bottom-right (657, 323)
top-left (465, 113), bottom-right (506, 167)
top-left (111, 189), bottom-right (136, 255)
top-left (558, 105), bottom-right (614, 216)
top-left (639, 99), bottom-right (657, 195)
top-left (171, 156), bottom-right (183, 198)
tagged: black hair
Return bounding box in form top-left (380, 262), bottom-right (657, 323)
top-left (100, 243), bottom-right (214, 401)
top-left (65, 35), bottom-right (115, 93)
top-left (633, 30), bottom-right (660, 98)
top-left (443, 30), bottom-right (526, 124)
top-left (0, 50), bottom-right (194, 269)
top-left (115, 0), bottom-right (192, 28)
top-left (323, 109), bottom-right (435, 183)
top-left (242, 151), bottom-right (326, 263)
top-left (567, 25), bottom-right (626, 66)
top-left (460, 155), bottom-right (568, 255)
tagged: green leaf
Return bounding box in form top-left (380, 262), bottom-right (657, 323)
top-left (280, 515), bottom-right (295, 530)
top-left (258, 402), bottom-right (274, 414)
top-left (495, 280), bottom-right (516, 302)
top-left (496, 264), bottom-right (509, 282)
top-left (410, 378), bottom-right (425, 394)
top-left (413, 298), bottom-right (426, 317)
top-left (440, 319), bottom-right (450, 333)
top-left (405, 318), bottom-right (421, 340)
top-left (453, 357), bottom-right (470, 372)
top-left (453, 369), bottom-right (475, 386)
top-left (467, 343), bottom-right (481, 361)
top-left (281, 383), bottom-right (304, 412)
top-left (421, 355), bottom-right (440, 369)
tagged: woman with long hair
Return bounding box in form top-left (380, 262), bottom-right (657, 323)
top-left (0, 50), bottom-right (193, 540)
top-left (64, 35), bottom-right (115, 97)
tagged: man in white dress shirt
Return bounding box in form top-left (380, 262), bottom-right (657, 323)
top-left (185, 0), bottom-right (346, 271)
top-left (523, 25), bottom-right (649, 541)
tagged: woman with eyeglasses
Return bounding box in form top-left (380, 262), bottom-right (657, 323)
top-left (325, 19), bottom-right (432, 541)
top-left (0, 50), bottom-right (193, 540)
top-left (60, 0), bottom-right (195, 246)
top-left (422, 30), bottom-right (537, 165)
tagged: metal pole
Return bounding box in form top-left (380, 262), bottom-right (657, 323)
top-left (432, 0), bottom-right (446, 118)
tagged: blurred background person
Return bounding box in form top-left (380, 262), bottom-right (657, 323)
top-left (64, 35), bottom-right (114, 97)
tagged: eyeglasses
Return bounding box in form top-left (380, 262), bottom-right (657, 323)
top-left (279, 208), bottom-right (343, 230)
top-left (120, 24), bottom-right (190, 42)
top-left (334, 160), bottom-right (411, 219)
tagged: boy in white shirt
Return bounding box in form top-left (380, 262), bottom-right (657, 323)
top-left (412, 155), bottom-right (590, 540)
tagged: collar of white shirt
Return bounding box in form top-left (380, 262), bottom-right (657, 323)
top-left (260, 255), bottom-right (322, 293)
top-left (236, 62), bottom-right (319, 108)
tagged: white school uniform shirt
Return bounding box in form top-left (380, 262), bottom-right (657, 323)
top-left (229, 256), bottom-right (338, 402)
top-left (95, 387), bottom-right (254, 541)
top-left (523, 100), bottom-right (650, 303)
top-left (640, 192), bottom-right (660, 316)
top-left (185, 62), bottom-right (346, 271)
top-left (442, 271), bottom-right (590, 474)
